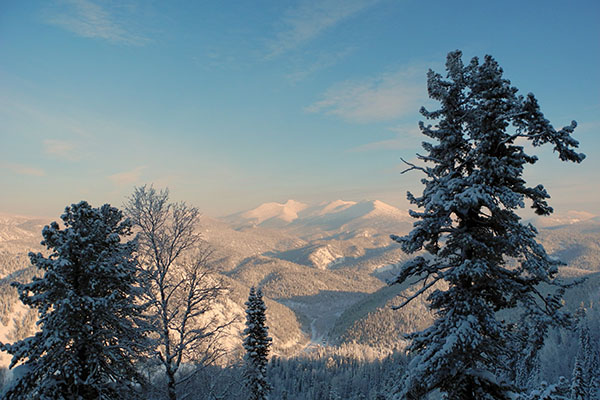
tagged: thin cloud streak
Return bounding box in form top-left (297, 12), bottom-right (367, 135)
top-left (268, 0), bottom-right (379, 57)
top-left (1, 162), bottom-right (46, 177)
top-left (108, 166), bottom-right (145, 186)
top-left (286, 47), bottom-right (355, 82)
top-left (45, 0), bottom-right (149, 45)
top-left (43, 139), bottom-right (79, 161)
top-left (351, 125), bottom-right (423, 152)
top-left (307, 66), bottom-right (426, 123)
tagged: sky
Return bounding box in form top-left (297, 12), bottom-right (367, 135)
top-left (1, 0), bottom-right (599, 219)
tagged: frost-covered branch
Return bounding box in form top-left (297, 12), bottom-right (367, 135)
top-left (388, 50), bottom-right (585, 399)
top-left (126, 185), bottom-right (230, 400)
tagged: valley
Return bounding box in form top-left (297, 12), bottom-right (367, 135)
top-left (1, 200), bottom-right (598, 369)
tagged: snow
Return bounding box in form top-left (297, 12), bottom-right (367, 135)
top-left (241, 200), bottom-right (308, 224)
top-left (0, 302), bottom-right (32, 368)
top-left (0, 214), bottom-right (49, 246)
top-left (298, 200), bottom-right (411, 229)
top-left (307, 245), bottom-right (344, 270)
top-left (390, 50), bottom-right (586, 399)
top-left (529, 210), bottom-right (598, 227)
top-left (227, 199), bottom-right (412, 234)
top-left (301, 200), bottom-right (357, 216)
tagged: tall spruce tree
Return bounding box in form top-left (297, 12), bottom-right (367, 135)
top-left (589, 342), bottom-right (600, 400)
top-left (390, 50), bottom-right (585, 399)
top-left (570, 319), bottom-right (591, 400)
top-left (243, 287), bottom-right (272, 400)
top-left (0, 201), bottom-right (147, 399)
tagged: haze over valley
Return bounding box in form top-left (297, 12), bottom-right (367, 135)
top-left (2, 198), bottom-right (598, 380)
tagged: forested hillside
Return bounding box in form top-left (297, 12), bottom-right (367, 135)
top-left (0, 205), bottom-right (598, 398)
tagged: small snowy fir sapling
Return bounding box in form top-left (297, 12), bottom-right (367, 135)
top-left (0, 201), bottom-right (148, 400)
top-left (389, 50), bottom-right (585, 399)
top-left (243, 287), bottom-right (272, 400)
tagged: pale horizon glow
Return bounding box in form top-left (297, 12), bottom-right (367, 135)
top-left (1, 1), bottom-right (599, 219)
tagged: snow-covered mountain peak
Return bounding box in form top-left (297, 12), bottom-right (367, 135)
top-left (239, 200), bottom-right (308, 224)
top-left (223, 199), bottom-right (415, 239)
top-left (529, 210), bottom-right (598, 228)
top-left (313, 199), bottom-right (408, 220)
top-left (301, 200), bottom-right (357, 217)
top-left (367, 200), bottom-right (410, 218)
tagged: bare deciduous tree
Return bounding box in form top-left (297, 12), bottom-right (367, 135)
top-left (125, 185), bottom-right (229, 400)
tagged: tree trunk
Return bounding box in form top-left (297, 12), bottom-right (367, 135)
top-left (167, 367), bottom-right (177, 400)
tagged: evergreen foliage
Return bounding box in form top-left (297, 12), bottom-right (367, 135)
top-left (521, 377), bottom-right (571, 400)
top-left (589, 343), bottom-right (600, 400)
top-left (570, 320), bottom-right (591, 399)
top-left (390, 50), bottom-right (585, 399)
top-left (264, 345), bottom-right (406, 400)
top-left (243, 287), bottom-right (272, 400)
top-left (0, 201), bottom-right (147, 399)
top-left (141, 345), bottom-right (407, 400)
top-left (570, 315), bottom-right (600, 400)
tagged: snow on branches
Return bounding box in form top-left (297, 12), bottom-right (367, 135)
top-left (0, 201), bottom-right (148, 399)
top-left (243, 287), bottom-right (272, 400)
top-left (390, 50), bottom-right (585, 400)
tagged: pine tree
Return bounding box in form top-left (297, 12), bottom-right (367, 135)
top-left (243, 287), bottom-right (272, 400)
top-left (570, 320), bottom-right (591, 400)
top-left (0, 201), bottom-right (148, 399)
top-left (589, 342), bottom-right (600, 400)
top-left (390, 50), bottom-right (585, 399)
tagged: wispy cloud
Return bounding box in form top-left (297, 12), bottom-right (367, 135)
top-left (286, 47), bottom-right (355, 82)
top-left (306, 66), bottom-right (426, 123)
top-left (108, 166), bottom-right (145, 186)
top-left (45, 0), bottom-right (149, 45)
top-left (268, 0), bottom-right (379, 57)
top-left (351, 124), bottom-right (423, 152)
top-left (1, 162), bottom-right (46, 177)
top-left (43, 139), bottom-right (80, 161)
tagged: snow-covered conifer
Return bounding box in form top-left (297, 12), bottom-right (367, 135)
top-left (570, 320), bottom-right (591, 399)
top-left (390, 50), bottom-right (585, 399)
top-left (243, 287), bottom-right (272, 400)
top-left (0, 201), bottom-right (147, 399)
top-left (589, 342), bottom-right (600, 400)
top-left (522, 378), bottom-right (571, 400)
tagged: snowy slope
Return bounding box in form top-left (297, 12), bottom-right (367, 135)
top-left (0, 208), bottom-right (597, 369)
top-left (527, 210), bottom-right (598, 228)
top-left (196, 215), bottom-right (307, 271)
top-left (224, 200), bottom-right (308, 228)
top-left (0, 213), bottom-right (48, 252)
top-left (226, 199), bottom-right (413, 238)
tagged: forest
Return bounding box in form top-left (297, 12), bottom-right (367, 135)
top-left (0, 51), bottom-right (599, 400)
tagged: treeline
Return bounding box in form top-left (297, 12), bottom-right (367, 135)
top-left (0, 345), bottom-right (405, 399)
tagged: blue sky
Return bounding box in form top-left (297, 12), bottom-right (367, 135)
top-left (1, 0), bottom-right (599, 218)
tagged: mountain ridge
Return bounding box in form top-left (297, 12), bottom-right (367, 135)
top-left (224, 199), bottom-right (412, 237)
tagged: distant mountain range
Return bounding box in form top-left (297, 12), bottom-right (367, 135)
top-left (0, 202), bottom-right (598, 370)
top-left (0, 213), bottom-right (48, 253)
top-left (224, 199), bottom-right (413, 239)
top-left (527, 210), bottom-right (599, 228)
